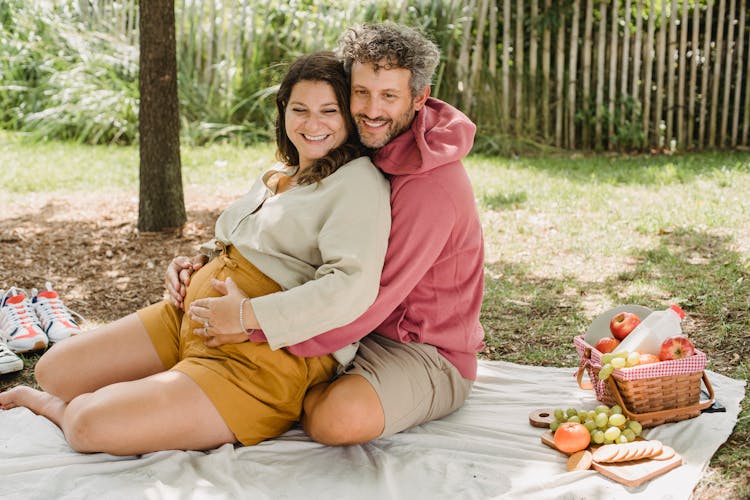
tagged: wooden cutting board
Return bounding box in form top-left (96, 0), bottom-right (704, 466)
top-left (540, 430), bottom-right (683, 487)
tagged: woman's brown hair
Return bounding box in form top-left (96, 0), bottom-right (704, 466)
top-left (275, 51), bottom-right (368, 184)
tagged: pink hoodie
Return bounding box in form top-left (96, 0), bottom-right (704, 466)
top-left (251, 98), bottom-right (486, 380)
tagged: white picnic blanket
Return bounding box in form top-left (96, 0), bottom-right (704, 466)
top-left (0, 360), bottom-right (744, 500)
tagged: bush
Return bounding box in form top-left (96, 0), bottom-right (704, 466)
top-left (0, 1), bottom-right (138, 144)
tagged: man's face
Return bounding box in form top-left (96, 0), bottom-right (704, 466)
top-left (349, 60), bottom-right (429, 149)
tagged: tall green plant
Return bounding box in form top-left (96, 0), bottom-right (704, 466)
top-left (0, 1), bottom-right (138, 144)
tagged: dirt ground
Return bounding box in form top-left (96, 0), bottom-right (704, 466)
top-left (0, 189), bottom-right (230, 325)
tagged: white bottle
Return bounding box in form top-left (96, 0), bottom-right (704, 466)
top-left (613, 305), bottom-right (686, 356)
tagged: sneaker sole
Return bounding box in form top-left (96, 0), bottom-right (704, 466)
top-left (47, 332), bottom-right (80, 344)
top-left (0, 359), bottom-right (24, 374)
top-left (9, 339), bottom-right (48, 354)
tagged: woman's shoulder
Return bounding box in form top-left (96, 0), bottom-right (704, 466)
top-left (341, 155), bottom-right (375, 169)
top-left (335, 156), bottom-right (383, 180)
top-left (335, 157), bottom-right (389, 193)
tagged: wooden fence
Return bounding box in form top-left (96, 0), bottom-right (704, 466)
top-left (67, 0), bottom-right (750, 151)
top-left (457, 0), bottom-right (750, 151)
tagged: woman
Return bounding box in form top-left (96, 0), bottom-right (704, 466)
top-left (0, 52), bottom-right (390, 455)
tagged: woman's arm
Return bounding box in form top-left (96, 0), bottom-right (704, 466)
top-left (189, 159), bottom-right (391, 347)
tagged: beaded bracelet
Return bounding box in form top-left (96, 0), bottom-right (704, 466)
top-left (239, 297), bottom-right (252, 333)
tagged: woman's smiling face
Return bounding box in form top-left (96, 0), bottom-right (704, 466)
top-left (284, 80), bottom-right (348, 169)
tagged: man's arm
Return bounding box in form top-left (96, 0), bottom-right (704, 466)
top-left (254, 177), bottom-right (457, 354)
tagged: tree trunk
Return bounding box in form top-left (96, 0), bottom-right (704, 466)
top-left (138, 0), bottom-right (186, 232)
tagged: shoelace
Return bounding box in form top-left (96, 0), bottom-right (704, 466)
top-left (0, 287), bottom-right (40, 331)
top-left (31, 282), bottom-right (84, 327)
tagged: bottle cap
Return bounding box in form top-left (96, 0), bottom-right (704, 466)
top-left (669, 304), bottom-right (685, 319)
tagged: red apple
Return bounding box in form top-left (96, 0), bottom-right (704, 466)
top-left (609, 312), bottom-right (641, 340)
top-left (595, 337), bottom-right (620, 354)
top-left (638, 353), bottom-right (661, 365)
top-left (659, 336), bottom-right (695, 361)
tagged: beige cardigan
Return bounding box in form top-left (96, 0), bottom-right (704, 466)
top-left (209, 156), bottom-right (391, 352)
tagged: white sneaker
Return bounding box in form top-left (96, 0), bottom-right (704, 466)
top-left (0, 287), bottom-right (49, 353)
top-left (0, 339), bottom-right (23, 374)
top-left (32, 282), bottom-right (84, 343)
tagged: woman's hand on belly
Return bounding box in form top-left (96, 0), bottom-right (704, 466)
top-left (189, 277), bottom-right (260, 347)
top-left (165, 254), bottom-right (208, 310)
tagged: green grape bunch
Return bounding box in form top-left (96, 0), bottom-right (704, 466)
top-left (549, 403), bottom-right (643, 446)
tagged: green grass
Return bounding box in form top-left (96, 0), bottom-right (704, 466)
top-left (1, 132), bottom-right (748, 497)
top-left (469, 151), bottom-right (750, 498)
top-left (0, 130), bottom-right (274, 194)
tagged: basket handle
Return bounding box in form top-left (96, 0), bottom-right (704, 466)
top-left (605, 371), bottom-right (716, 423)
top-left (575, 347), bottom-right (594, 390)
top-left (575, 362), bottom-right (594, 390)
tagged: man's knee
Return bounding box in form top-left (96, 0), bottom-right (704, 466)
top-left (303, 376), bottom-right (384, 446)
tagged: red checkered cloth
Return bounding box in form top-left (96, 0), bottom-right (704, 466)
top-left (574, 335), bottom-right (706, 381)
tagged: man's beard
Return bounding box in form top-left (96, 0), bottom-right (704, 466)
top-left (355, 104), bottom-right (416, 149)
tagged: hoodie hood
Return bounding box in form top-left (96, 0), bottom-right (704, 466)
top-left (374, 98), bottom-right (476, 176)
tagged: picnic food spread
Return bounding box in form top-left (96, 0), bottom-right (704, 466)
top-left (533, 402), bottom-right (685, 487)
top-left (530, 304), bottom-right (715, 487)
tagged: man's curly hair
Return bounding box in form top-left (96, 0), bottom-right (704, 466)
top-left (336, 22), bottom-right (440, 96)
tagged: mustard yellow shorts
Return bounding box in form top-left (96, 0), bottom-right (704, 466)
top-left (137, 245), bottom-right (337, 446)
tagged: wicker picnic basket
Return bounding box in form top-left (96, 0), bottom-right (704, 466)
top-left (574, 334), bottom-right (715, 427)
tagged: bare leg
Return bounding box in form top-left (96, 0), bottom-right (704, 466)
top-left (1, 371), bottom-right (235, 455)
top-left (35, 313), bottom-right (165, 402)
top-left (301, 374), bottom-right (384, 446)
top-left (0, 386), bottom-right (67, 426)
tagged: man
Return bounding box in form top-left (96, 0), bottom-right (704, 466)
top-left (169, 22), bottom-right (485, 445)
top-left (296, 22), bottom-right (485, 444)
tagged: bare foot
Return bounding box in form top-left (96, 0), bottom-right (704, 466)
top-left (0, 386), bottom-right (65, 422)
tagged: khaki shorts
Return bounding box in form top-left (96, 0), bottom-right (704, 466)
top-left (137, 245), bottom-right (337, 446)
top-left (345, 334), bottom-right (473, 438)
